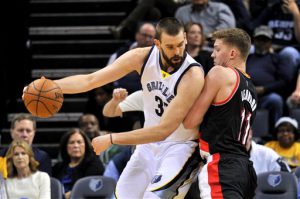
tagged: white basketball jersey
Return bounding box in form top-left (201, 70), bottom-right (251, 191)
top-left (141, 46), bottom-right (202, 142)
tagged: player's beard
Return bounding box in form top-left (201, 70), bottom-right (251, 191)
top-left (161, 48), bottom-right (184, 70)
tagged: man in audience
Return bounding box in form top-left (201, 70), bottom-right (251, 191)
top-left (108, 22), bottom-right (156, 94)
top-left (78, 113), bottom-right (104, 140)
top-left (0, 113), bottom-right (52, 175)
top-left (247, 25), bottom-right (290, 130)
top-left (78, 113), bottom-right (126, 167)
top-left (175, 0), bottom-right (236, 38)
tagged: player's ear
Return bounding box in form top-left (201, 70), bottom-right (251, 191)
top-left (230, 48), bottom-right (237, 59)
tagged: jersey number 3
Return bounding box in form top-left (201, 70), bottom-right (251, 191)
top-left (155, 96), bottom-right (168, 117)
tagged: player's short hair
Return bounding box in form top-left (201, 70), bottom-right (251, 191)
top-left (212, 28), bottom-right (251, 60)
top-left (10, 113), bottom-right (36, 130)
top-left (155, 17), bottom-right (184, 41)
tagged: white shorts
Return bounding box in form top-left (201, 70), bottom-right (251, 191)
top-left (115, 140), bottom-right (200, 199)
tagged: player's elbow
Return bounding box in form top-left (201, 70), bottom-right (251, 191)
top-left (183, 118), bottom-right (201, 129)
top-left (158, 123), bottom-right (178, 141)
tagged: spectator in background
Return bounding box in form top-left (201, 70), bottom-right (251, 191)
top-left (78, 114), bottom-right (126, 167)
top-left (253, 0), bottom-right (300, 79)
top-left (175, 0), bottom-right (236, 38)
top-left (216, 0), bottom-right (252, 33)
top-left (109, 0), bottom-right (186, 39)
top-left (247, 129), bottom-right (291, 174)
top-left (185, 22), bottom-right (213, 74)
top-left (85, 85), bottom-right (135, 132)
top-left (52, 128), bottom-right (104, 199)
top-left (0, 157), bottom-right (7, 179)
top-left (5, 140), bottom-right (50, 199)
top-left (78, 114), bottom-right (104, 139)
top-left (247, 25), bottom-right (290, 129)
top-left (0, 156), bottom-right (7, 199)
top-left (108, 22), bottom-right (156, 94)
top-left (265, 117), bottom-right (300, 169)
top-left (104, 146), bottom-right (135, 182)
top-left (0, 113), bottom-right (52, 175)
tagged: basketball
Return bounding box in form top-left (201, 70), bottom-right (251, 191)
top-left (23, 77), bottom-right (64, 118)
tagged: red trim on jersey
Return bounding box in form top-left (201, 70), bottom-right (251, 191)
top-left (208, 153), bottom-right (224, 199)
top-left (200, 138), bottom-right (210, 153)
top-left (213, 67), bottom-right (240, 106)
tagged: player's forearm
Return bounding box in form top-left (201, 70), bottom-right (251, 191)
top-left (112, 124), bottom-right (177, 145)
top-left (54, 74), bottom-right (95, 94)
top-left (103, 100), bottom-right (122, 117)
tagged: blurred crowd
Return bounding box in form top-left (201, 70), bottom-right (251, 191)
top-left (2, 0), bottom-right (300, 197)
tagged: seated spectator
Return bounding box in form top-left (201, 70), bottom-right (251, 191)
top-left (104, 146), bottom-right (135, 182)
top-left (216, 0), bottom-right (252, 33)
top-left (185, 22), bottom-right (213, 74)
top-left (253, 0), bottom-right (300, 79)
top-left (108, 22), bottom-right (156, 94)
top-left (247, 26), bottom-right (290, 129)
top-left (0, 155), bottom-right (7, 198)
top-left (110, 0), bottom-right (185, 39)
top-left (52, 128), bottom-right (104, 199)
top-left (0, 157), bottom-right (7, 179)
top-left (5, 140), bottom-right (50, 199)
top-left (78, 114), bottom-right (126, 166)
top-left (265, 117), bottom-right (300, 169)
top-left (85, 85), bottom-right (135, 132)
top-left (175, 0), bottom-right (236, 38)
top-left (78, 114), bottom-right (103, 139)
top-left (0, 113), bottom-right (52, 175)
top-left (247, 129), bottom-right (291, 174)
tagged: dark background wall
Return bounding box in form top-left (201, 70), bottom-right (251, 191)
top-left (0, 0), bottom-right (30, 130)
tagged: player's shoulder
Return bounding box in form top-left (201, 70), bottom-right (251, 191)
top-left (207, 65), bottom-right (236, 83)
top-left (183, 65), bottom-right (205, 82)
top-left (128, 46), bottom-right (152, 57)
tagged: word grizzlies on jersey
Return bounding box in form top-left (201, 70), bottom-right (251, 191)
top-left (241, 89), bottom-right (257, 112)
top-left (146, 81), bottom-right (175, 103)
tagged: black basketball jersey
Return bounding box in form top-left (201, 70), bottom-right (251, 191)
top-left (199, 67), bottom-right (257, 158)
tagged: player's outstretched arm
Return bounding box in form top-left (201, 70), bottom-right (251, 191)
top-left (92, 66), bottom-right (205, 155)
top-left (26, 48), bottom-right (148, 95)
top-left (54, 48), bottom-right (149, 94)
top-left (103, 88), bottom-right (128, 117)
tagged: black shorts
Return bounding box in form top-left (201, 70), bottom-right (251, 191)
top-left (199, 153), bottom-right (257, 199)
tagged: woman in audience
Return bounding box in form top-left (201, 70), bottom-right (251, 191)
top-left (185, 22), bottom-right (214, 75)
top-left (5, 140), bottom-right (50, 199)
top-left (53, 128), bottom-right (104, 199)
top-left (265, 117), bottom-right (300, 169)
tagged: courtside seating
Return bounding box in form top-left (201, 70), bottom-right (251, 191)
top-left (70, 176), bottom-right (116, 199)
top-left (255, 171), bottom-right (298, 199)
top-left (50, 177), bottom-right (64, 199)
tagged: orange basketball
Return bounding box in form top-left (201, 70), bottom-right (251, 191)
top-left (23, 77), bottom-right (64, 118)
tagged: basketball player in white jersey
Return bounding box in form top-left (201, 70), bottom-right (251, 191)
top-left (24, 17), bottom-right (205, 198)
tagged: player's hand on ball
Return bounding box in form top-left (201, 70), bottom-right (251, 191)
top-left (22, 86), bottom-right (28, 100)
top-left (23, 76), bottom-right (63, 118)
top-left (92, 134), bottom-right (112, 155)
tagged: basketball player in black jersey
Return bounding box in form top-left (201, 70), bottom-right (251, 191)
top-left (184, 28), bottom-right (257, 199)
